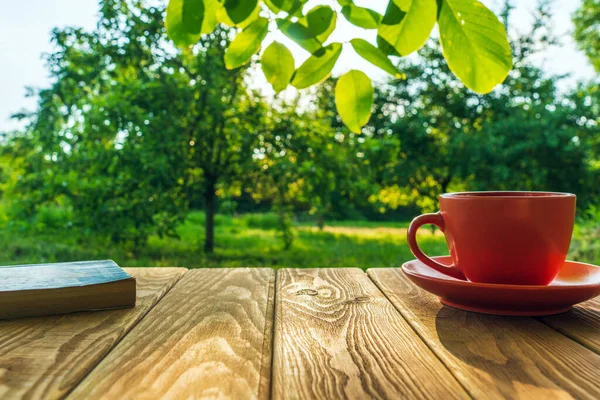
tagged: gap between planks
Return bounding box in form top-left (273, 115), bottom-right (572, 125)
top-left (260, 268), bottom-right (277, 400)
top-left (537, 298), bottom-right (600, 355)
top-left (368, 268), bottom-right (600, 400)
top-left (61, 268), bottom-right (188, 398)
top-left (0, 267), bottom-right (186, 400)
top-left (36, 266), bottom-right (600, 400)
top-left (272, 268), bottom-right (468, 400)
top-left (69, 268), bottom-right (276, 399)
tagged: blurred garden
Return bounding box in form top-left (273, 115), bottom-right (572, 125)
top-left (0, 0), bottom-right (599, 268)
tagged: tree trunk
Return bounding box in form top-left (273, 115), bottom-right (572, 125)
top-left (440, 175), bottom-right (452, 195)
top-left (317, 214), bottom-right (325, 231)
top-left (204, 180), bottom-right (216, 253)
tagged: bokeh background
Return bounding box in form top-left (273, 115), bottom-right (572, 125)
top-left (0, 0), bottom-right (598, 268)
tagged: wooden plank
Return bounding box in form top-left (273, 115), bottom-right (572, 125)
top-left (540, 298), bottom-right (600, 354)
top-left (368, 268), bottom-right (600, 400)
top-left (69, 268), bottom-right (275, 400)
top-left (0, 267), bottom-right (186, 400)
top-left (272, 268), bottom-right (468, 400)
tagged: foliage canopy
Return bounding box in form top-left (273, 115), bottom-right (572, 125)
top-left (2, 0), bottom-right (598, 255)
top-left (6, 0), bottom-right (264, 252)
top-left (573, 0), bottom-right (600, 72)
top-left (165, 0), bottom-right (513, 132)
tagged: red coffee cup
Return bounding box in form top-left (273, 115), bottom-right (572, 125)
top-left (407, 192), bottom-right (576, 285)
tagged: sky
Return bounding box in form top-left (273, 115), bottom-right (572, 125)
top-left (0, 0), bottom-right (596, 132)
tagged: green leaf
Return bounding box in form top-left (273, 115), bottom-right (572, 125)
top-left (291, 6), bottom-right (336, 43)
top-left (305, 6), bottom-right (336, 42)
top-left (350, 39), bottom-right (402, 78)
top-left (335, 70), bottom-right (373, 133)
top-left (288, 0), bottom-right (308, 16)
top-left (315, 14), bottom-right (336, 43)
top-left (224, 17), bottom-right (269, 70)
top-left (217, 1), bottom-right (259, 28)
top-left (291, 43), bottom-right (343, 89)
top-left (266, 0), bottom-right (306, 15)
top-left (392, 0), bottom-right (412, 8)
top-left (166, 0), bottom-right (205, 47)
top-left (201, 0), bottom-right (218, 33)
top-left (378, 0), bottom-right (437, 56)
top-left (265, 0), bottom-right (296, 13)
top-left (277, 19), bottom-right (322, 53)
top-left (438, 0), bottom-right (512, 93)
top-left (341, 3), bottom-right (382, 29)
top-left (376, 35), bottom-right (400, 57)
top-left (276, 6), bottom-right (335, 53)
top-left (223, 0), bottom-right (258, 24)
top-left (262, 41), bottom-right (295, 93)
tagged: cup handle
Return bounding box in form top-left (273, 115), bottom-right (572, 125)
top-left (407, 212), bottom-right (466, 280)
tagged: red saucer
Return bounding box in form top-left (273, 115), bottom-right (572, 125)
top-left (402, 256), bottom-right (600, 316)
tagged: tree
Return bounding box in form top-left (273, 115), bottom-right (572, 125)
top-left (573, 0), bottom-right (600, 72)
top-left (7, 0), bottom-right (263, 252)
top-left (362, 1), bottom-right (596, 213)
top-left (568, 80), bottom-right (600, 204)
top-left (165, 0), bottom-right (513, 133)
top-left (252, 89), bottom-right (367, 242)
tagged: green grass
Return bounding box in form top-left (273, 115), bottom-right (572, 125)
top-left (0, 212), bottom-right (446, 269)
top-left (296, 219), bottom-right (411, 229)
top-left (0, 211), bottom-right (597, 269)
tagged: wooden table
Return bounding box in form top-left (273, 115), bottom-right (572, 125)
top-left (1, 267), bottom-right (599, 399)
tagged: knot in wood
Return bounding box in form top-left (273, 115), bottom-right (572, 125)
top-left (296, 289), bottom-right (318, 296)
top-left (347, 296), bottom-right (371, 304)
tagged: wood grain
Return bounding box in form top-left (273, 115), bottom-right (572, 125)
top-left (272, 268), bottom-right (468, 400)
top-left (368, 268), bottom-right (600, 400)
top-left (69, 268), bottom-right (275, 400)
top-left (540, 298), bottom-right (600, 354)
top-left (0, 267), bottom-right (186, 400)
